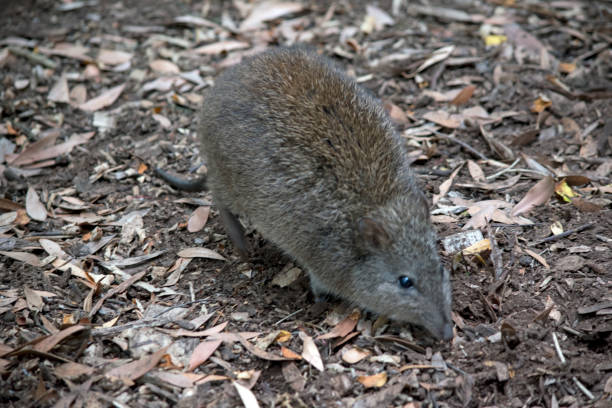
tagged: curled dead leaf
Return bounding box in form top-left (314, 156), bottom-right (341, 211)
top-left (26, 187), bottom-right (47, 222)
top-left (511, 176), bottom-right (555, 216)
top-left (177, 247), bottom-right (225, 261)
top-left (357, 372), bottom-right (388, 388)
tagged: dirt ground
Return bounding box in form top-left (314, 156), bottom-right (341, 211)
top-left (0, 0), bottom-right (611, 407)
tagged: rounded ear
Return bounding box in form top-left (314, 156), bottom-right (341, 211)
top-left (358, 217), bottom-right (391, 250)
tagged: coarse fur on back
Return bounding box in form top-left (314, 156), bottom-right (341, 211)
top-left (196, 47), bottom-right (452, 340)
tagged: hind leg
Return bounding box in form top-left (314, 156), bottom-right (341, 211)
top-left (219, 207), bottom-right (249, 259)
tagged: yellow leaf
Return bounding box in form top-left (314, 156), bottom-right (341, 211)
top-left (531, 96), bottom-right (552, 113)
top-left (281, 346), bottom-right (302, 360)
top-left (559, 62), bottom-right (576, 73)
top-left (357, 372), bottom-right (388, 388)
top-left (276, 330), bottom-right (291, 343)
top-left (555, 179), bottom-right (576, 202)
top-left (550, 221), bottom-right (563, 236)
top-left (462, 239), bottom-right (491, 256)
top-left (485, 35), bottom-right (507, 46)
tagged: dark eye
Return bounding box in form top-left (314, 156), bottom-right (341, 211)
top-left (398, 276), bottom-right (413, 289)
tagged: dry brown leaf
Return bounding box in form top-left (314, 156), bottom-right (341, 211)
top-left (34, 325), bottom-right (87, 353)
top-left (24, 286), bottom-right (44, 311)
top-left (433, 164), bottom-right (463, 205)
top-left (164, 321), bottom-right (228, 338)
top-left (79, 84), bottom-right (126, 112)
top-left (341, 347), bottom-right (370, 364)
top-left (207, 332), bottom-right (260, 343)
top-left (106, 345), bottom-right (170, 381)
top-left (97, 49), bottom-right (133, 65)
top-left (280, 347), bottom-right (302, 360)
top-left (69, 84), bottom-right (87, 105)
top-left (530, 96), bottom-right (552, 113)
top-left (236, 335), bottom-right (290, 361)
top-left (431, 214), bottom-right (457, 223)
top-left (239, 2), bottom-right (304, 31)
top-left (141, 77), bottom-right (178, 92)
top-left (191, 40), bottom-right (250, 55)
top-left (451, 84), bottom-right (476, 106)
top-left (0, 251), bottom-right (41, 267)
top-left (511, 176), bottom-right (555, 216)
top-left (25, 187), bottom-right (47, 221)
top-left (0, 198), bottom-right (23, 211)
top-left (233, 381), bottom-right (260, 408)
top-left (7, 129), bottom-right (59, 165)
top-left (364, 5), bottom-right (394, 31)
top-left (282, 362), bottom-right (305, 392)
top-left (0, 212), bottom-right (18, 226)
top-left (271, 267), bottom-right (302, 288)
top-left (149, 59), bottom-right (180, 74)
top-left (187, 206), bottom-right (210, 233)
top-left (414, 45), bottom-right (455, 74)
top-left (467, 160), bottom-right (485, 182)
top-left (564, 175), bottom-right (591, 186)
top-left (188, 339), bottom-right (222, 371)
top-left (177, 247), bottom-right (225, 261)
top-left (299, 332), bottom-right (324, 372)
top-left (150, 371), bottom-right (198, 388)
top-left (457, 174), bottom-right (521, 191)
top-left (54, 362), bottom-right (94, 380)
top-left (421, 88), bottom-right (462, 102)
top-left (463, 206), bottom-right (532, 230)
top-left (357, 372), bottom-right (388, 388)
top-left (522, 248), bottom-right (550, 269)
top-left (423, 110), bottom-right (461, 129)
top-left (12, 132), bottom-right (95, 167)
top-left (317, 310), bottom-right (360, 340)
top-left (39, 238), bottom-right (69, 258)
top-left (579, 135), bottom-right (598, 158)
top-left (48, 75), bottom-right (70, 103)
top-left (480, 124), bottom-right (515, 161)
top-left (38, 42), bottom-right (92, 62)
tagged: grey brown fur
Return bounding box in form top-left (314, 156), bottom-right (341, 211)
top-left (159, 47), bottom-right (453, 340)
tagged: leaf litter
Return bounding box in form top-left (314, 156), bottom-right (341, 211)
top-left (0, 0), bottom-right (610, 407)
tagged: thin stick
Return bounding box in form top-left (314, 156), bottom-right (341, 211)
top-left (434, 131), bottom-right (490, 161)
top-left (486, 158), bottom-right (521, 180)
top-left (572, 376), bottom-right (595, 400)
top-left (530, 223), bottom-right (595, 246)
top-left (274, 309), bottom-right (303, 326)
top-left (8, 46), bottom-right (58, 69)
top-left (487, 223), bottom-right (504, 280)
top-left (552, 332), bottom-right (566, 365)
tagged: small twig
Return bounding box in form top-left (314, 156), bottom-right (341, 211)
top-left (491, 168), bottom-right (551, 177)
top-left (92, 318), bottom-right (166, 337)
top-left (413, 168), bottom-right (453, 177)
top-left (89, 270), bottom-right (147, 319)
top-left (434, 131), bottom-right (490, 161)
top-left (572, 376), bottom-right (595, 400)
top-left (446, 362), bottom-right (469, 376)
top-left (274, 309), bottom-right (303, 326)
top-left (188, 281), bottom-right (195, 302)
top-left (552, 332), bottom-right (566, 365)
top-left (8, 46), bottom-right (58, 69)
top-left (486, 158), bottom-right (521, 180)
top-left (151, 298), bottom-right (210, 318)
top-left (487, 223), bottom-right (504, 280)
top-left (530, 223), bottom-right (595, 246)
top-left (490, 222), bottom-right (547, 228)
